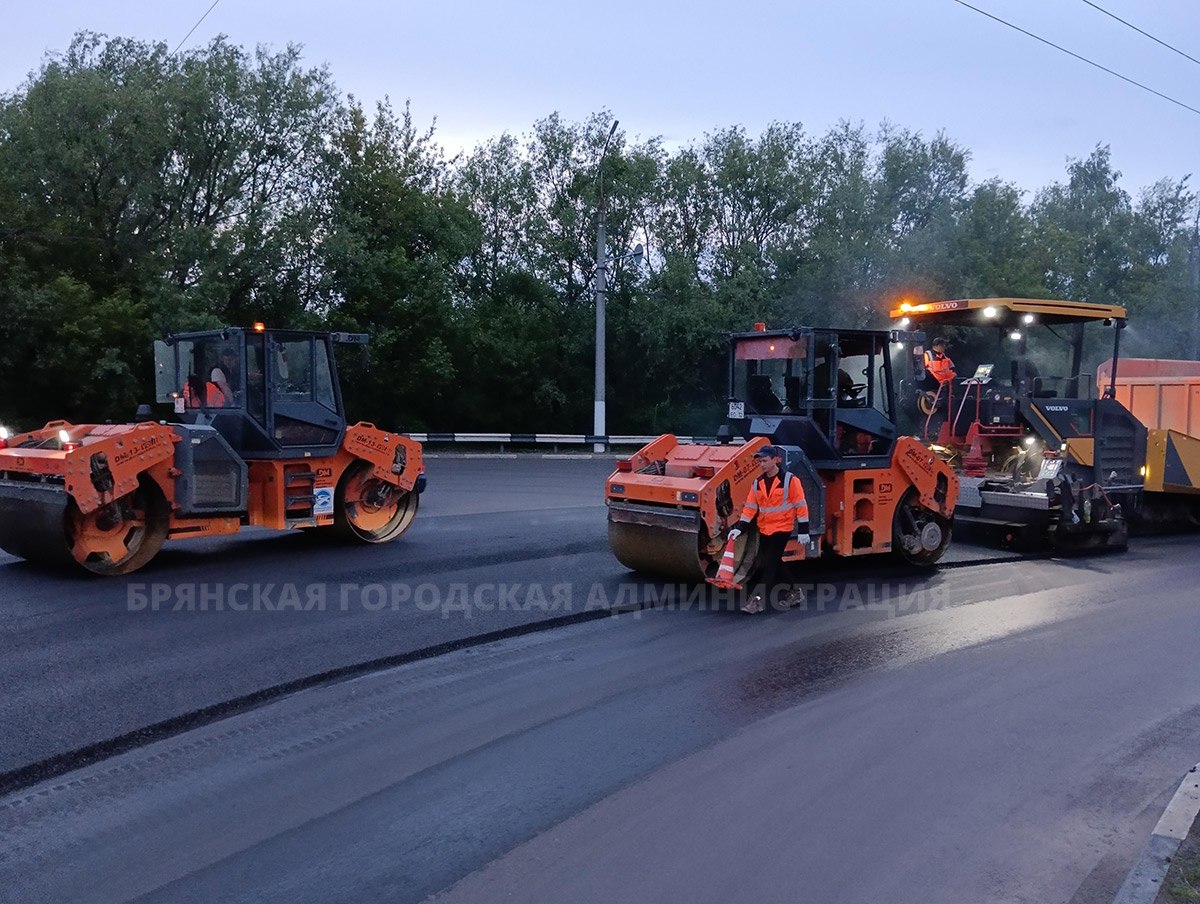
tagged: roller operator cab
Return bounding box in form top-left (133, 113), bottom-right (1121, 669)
top-left (157, 327), bottom-right (364, 455)
top-left (605, 325), bottom-right (959, 587)
top-left (889, 297), bottom-right (1148, 550)
top-left (0, 327), bottom-right (423, 575)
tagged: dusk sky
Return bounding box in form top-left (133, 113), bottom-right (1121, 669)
top-left (3, 0), bottom-right (1197, 195)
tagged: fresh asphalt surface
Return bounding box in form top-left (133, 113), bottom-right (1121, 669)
top-left (0, 456), bottom-right (620, 775)
top-left (1, 456), bottom-right (1198, 903)
top-left (0, 455), bottom-right (1012, 779)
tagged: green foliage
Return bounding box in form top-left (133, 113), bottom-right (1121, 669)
top-left (951, 179), bottom-right (1043, 298)
top-left (0, 273), bottom-right (150, 425)
top-left (1031, 147), bottom-right (1198, 360)
top-left (1, 32), bottom-right (1197, 435)
top-left (1032, 146), bottom-right (1137, 306)
top-left (0, 32), bottom-right (338, 423)
top-left (320, 99), bottom-right (476, 429)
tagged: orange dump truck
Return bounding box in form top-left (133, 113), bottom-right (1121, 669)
top-left (1097, 358), bottom-right (1200, 522)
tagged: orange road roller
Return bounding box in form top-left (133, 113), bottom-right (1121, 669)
top-left (606, 325), bottom-right (958, 584)
top-left (0, 327), bottom-right (422, 575)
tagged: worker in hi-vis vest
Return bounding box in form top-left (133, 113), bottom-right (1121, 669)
top-left (924, 337), bottom-right (956, 385)
top-left (726, 444), bottom-right (809, 613)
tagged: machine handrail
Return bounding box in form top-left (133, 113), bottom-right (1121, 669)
top-left (951, 379), bottom-right (986, 438)
top-left (923, 381), bottom-right (951, 441)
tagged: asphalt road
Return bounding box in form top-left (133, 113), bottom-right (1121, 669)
top-left (0, 455), bottom-right (1010, 780)
top-left (1, 532), bottom-right (1198, 903)
top-left (2, 457), bottom-right (1198, 903)
top-left (0, 456), bottom-right (617, 776)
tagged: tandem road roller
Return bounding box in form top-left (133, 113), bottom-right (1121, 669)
top-left (0, 326), bottom-right (422, 575)
top-left (606, 324), bottom-right (959, 585)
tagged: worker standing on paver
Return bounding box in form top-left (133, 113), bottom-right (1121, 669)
top-left (726, 445), bottom-right (809, 614)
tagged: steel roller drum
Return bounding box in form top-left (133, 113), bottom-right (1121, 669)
top-left (607, 500), bottom-right (763, 585)
top-left (608, 521), bottom-right (708, 583)
top-left (0, 480), bottom-right (73, 566)
top-left (607, 501), bottom-right (708, 582)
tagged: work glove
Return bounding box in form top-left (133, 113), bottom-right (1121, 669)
top-left (797, 533), bottom-right (810, 546)
top-left (726, 528), bottom-right (742, 541)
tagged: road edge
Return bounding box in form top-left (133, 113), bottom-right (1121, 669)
top-left (1114, 762), bottom-right (1200, 903)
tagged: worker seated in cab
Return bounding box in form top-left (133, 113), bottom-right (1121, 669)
top-left (813, 361), bottom-right (860, 406)
top-left (748, 374), bottom-right (784, 414)
top-left (814, 342), bottom-right (864, 407)
top-left (836, 424), bottom-right (880, 456)
top-left (836, 367), bottom-right (863, 406)
top-left (183, 373), bottom-right (227, 408)
top-left (210, 346), bottom-right (242, 404)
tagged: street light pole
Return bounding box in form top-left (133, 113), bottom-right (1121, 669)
top-left (594, 214), bottom-right (608, 453)
top-left (594, 119), bottom-right (618, 453)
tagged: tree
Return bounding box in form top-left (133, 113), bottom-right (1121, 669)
top-left (949, 179), bottom-right (1043, 298)
top-left (1122, 177), bottom-right (1195, 358)
top-left (2, 38), bottom-right (1196, 435)
top-left (0, 273), bottom-right (150, 424)
top-left (320, 100), bottom-right (477, 429)
top-left (1031, 146), bottom-right (1136, 306)
top-left (0, 32), bottom-right (338, 422)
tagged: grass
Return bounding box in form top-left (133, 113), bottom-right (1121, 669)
top-left (1158, 810), bottom-right (1200, 903)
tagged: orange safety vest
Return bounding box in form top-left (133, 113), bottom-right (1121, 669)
top-left (184, 380), bottom-right (226, 408)
top-left (924, 350), bottom-right (956, 385)
top-left (738, 471), bottom-right (809, 536)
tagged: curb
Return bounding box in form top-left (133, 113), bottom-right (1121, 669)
top-left (1114, 762), bottom-right (1200, 903)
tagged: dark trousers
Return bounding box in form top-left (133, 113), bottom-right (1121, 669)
top-left (751, 531), bottom-right (792, 601)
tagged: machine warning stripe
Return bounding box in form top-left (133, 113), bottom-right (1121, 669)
top-left (1066, 438), bottom-right (1095, 467)
top-left (1029, 407), bottom-right (1064, 444)
top-left (1162, 432), bottom-right (1200, 493)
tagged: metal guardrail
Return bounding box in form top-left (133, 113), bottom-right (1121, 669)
top-left (405, 433), bottom-right (717, 449)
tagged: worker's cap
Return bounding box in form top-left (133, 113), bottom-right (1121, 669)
top-left (753, 444), bottom-right (785, 460)
top-left (931, 336), bottom-right (948, 347)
